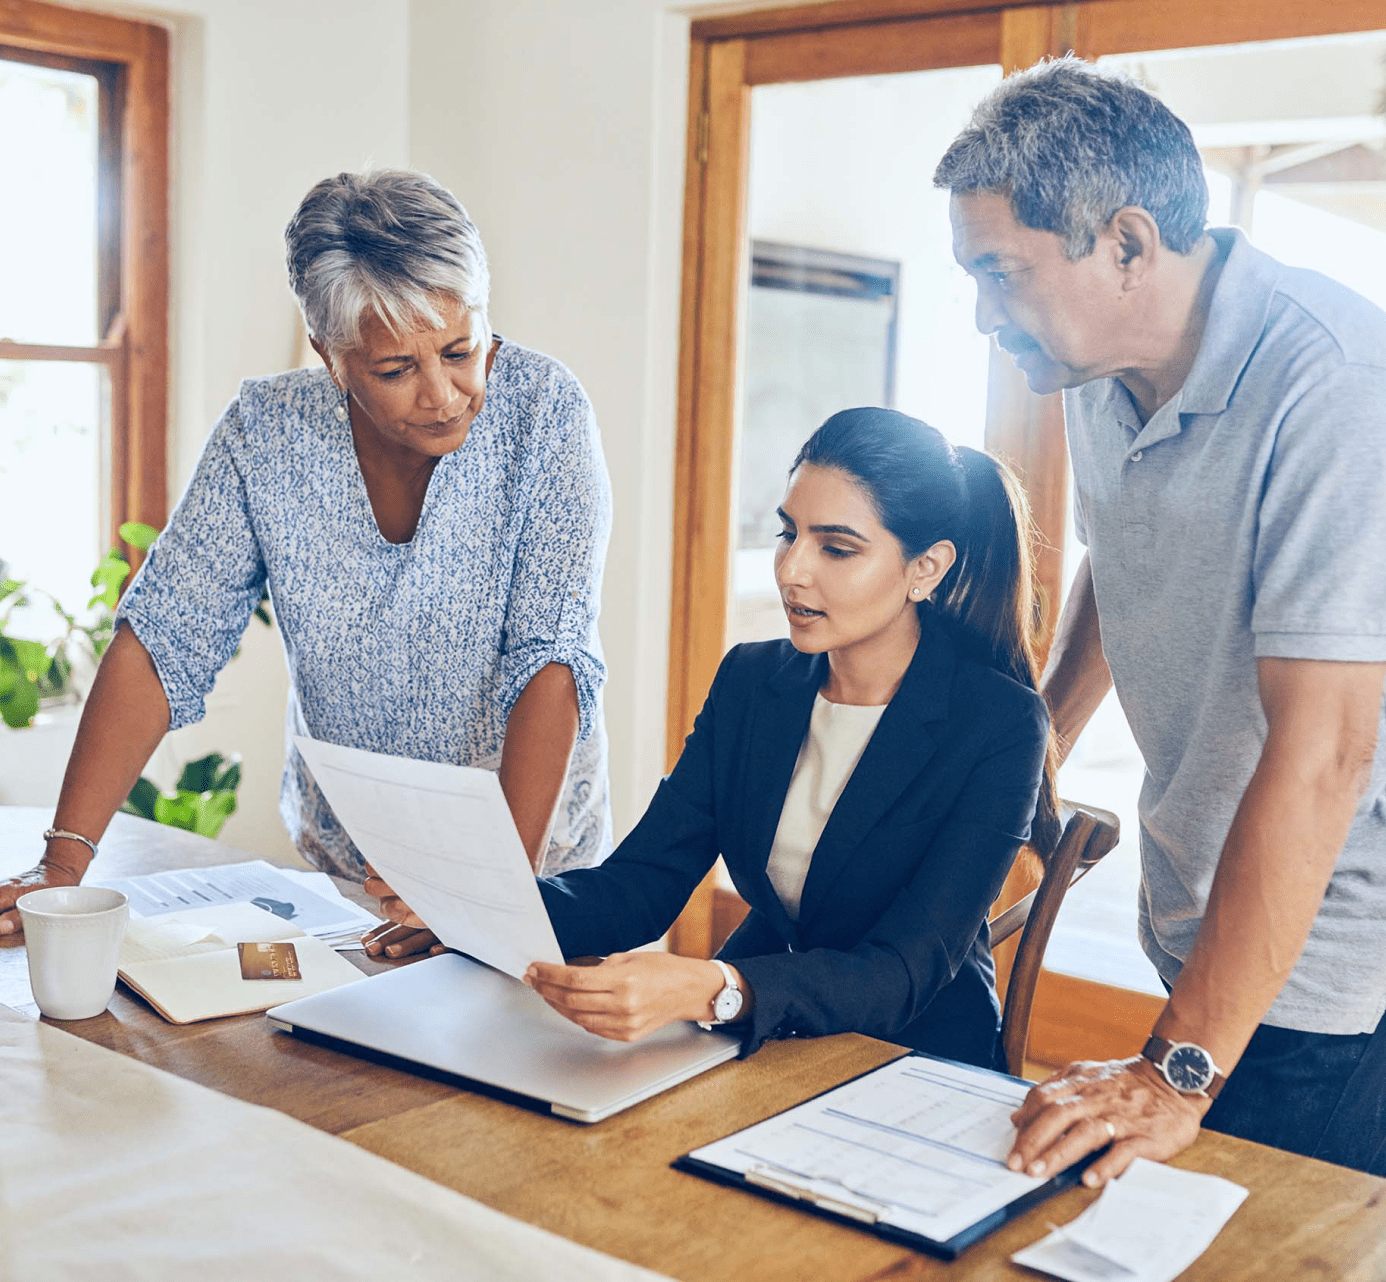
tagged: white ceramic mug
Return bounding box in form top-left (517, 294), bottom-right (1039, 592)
top-left (17, 886), bottom-right (129, 1020)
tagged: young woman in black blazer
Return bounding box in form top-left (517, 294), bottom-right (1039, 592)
top-left (372, 408), bottom-right (1058, 1069)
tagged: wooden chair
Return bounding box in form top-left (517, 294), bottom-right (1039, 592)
top-left (989, 800), bottom-right (1121, 1077)
top-left (700, 799), bottom-right (1120, 1078)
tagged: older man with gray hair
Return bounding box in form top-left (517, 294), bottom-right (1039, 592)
top-left (936, 57), bottom-right (1386, 1181)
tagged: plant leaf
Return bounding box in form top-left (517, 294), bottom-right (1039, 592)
top-left (175, 752), bottom-right (225, 794)
top-left (118, 521), bottom-right (160, 552)
top-left (7, 638), bottom-right (52, 684)
top-left (191, 790), bottom-right (238, 838)
top-left (153, 790), bottom-right (199, 831)
top-left (211, 755), bottom-right (242, 794)
top-left (122, 776), bottom-right (161, 820)
top-left (0, 663), bottom-right (40, 730)
top-left (88, 552), bottom-right (132, 611)
top-left (0, 687), bottom-right (39, 728)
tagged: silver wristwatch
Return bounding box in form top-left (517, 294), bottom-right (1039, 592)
top-left (1142, 1035), bottom-right (1227, 1099)
top-left (697, 958), bottom-right (743, 1030)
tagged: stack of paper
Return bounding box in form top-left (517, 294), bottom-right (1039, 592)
top-left (94, 859), bottom-right (381, 950)
top-left (276, 867), bottom-right (383, 949)
top-left (1012, 1158), bottom-right (1248, 1282)
top-left (118, 901), bottom-right (364, 1023)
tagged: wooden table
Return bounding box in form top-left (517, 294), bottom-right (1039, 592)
top-left (3, 806), bottom-right (1385, 1281)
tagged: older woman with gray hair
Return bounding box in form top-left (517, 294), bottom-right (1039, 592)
top-left (0, 170), bottom-right (614, 954)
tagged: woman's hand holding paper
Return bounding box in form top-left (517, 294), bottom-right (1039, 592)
top-left (523, 953), bottom-right (750, 1042)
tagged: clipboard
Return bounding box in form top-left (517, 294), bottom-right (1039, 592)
top-left (673, 1050), bottom-right (1098, 1260)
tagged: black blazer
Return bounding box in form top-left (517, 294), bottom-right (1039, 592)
top-left (539, 610), bottom-right (1049, 1067)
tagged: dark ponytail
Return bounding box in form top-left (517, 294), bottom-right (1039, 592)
top-left (794, 409), bottom-right (1060, 860)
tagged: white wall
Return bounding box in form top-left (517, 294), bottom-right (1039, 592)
top-left (408, 0), bottom-right (697, 838)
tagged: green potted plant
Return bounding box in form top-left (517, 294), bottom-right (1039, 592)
top-left (122, 751), bottom-right (243, 840)
top-left (0, 520), bottom-right (159, 729)
top-left (2, 523), bottom-right (270, 836)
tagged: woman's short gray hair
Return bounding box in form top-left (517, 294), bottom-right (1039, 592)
top-left (933, 57), bottom-right (1208, 259)
top-left (285, 169), bottom-right (490, 354)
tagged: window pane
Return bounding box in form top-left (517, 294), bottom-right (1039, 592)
top-left (0, 58), bottom-right (100, 346)
top-left (0, 360), bottom-right (107, 639)
top-left (731, 63), bottom-right (1004, 649)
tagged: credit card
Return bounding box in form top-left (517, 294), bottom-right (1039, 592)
top-left (238, 940), bottom-right (302, 980)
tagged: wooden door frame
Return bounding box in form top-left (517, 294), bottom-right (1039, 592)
top-left (0, 0), bottom-right (170, 546)
top-left (667, 1), bottom-right (1076, 957)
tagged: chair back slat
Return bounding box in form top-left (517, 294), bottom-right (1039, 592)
top-left (992, 800), bottom-right (1121, 1078)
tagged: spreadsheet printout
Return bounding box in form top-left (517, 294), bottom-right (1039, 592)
top-left (687, 1055), bottom-right (1048, 1242)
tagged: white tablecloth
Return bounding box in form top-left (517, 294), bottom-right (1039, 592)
top-left (0, 1006), bottom-right (669, 1281)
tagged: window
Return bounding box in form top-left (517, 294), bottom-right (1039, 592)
top-left (0, 1), bottom-right (168, 650)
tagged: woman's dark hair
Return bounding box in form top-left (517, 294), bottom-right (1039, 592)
top-left (793, 407), bottom-right (1061, 859)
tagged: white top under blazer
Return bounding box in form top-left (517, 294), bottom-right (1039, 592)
top-left (766, 694), bottom-right (886, 920)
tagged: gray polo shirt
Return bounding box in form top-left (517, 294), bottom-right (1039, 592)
top-left (1065, 228), bottom-right (1386, 1036)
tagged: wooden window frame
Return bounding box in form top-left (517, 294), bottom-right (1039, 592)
top-left (0, 0), bottom-right (169, 553)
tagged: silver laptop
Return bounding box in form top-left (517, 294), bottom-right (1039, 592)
top-left (266, 953), bottom-right (740, 1122)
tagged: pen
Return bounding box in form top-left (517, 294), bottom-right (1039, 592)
top-left (745, 1165), bottom-right (888, 1224)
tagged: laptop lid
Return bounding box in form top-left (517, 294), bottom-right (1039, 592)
top-left (266, 953), bottom-right (740, 1123)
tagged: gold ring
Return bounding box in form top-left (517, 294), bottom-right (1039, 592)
top-left (1102, 1119), bottom-right (1116, 1142)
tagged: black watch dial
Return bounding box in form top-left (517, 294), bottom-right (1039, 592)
top-left (1165, 1044), bottom-right (1213, 1092)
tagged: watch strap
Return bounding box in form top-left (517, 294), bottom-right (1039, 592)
top-left (698, 959), bottom-right (741, 1029)
top-left (1142, 1034), bottom-right (1227, 1100)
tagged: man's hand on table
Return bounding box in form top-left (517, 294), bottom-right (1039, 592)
top-left (360, 863), bottom-right (446, 959)
top-left (0, 860), bottom-right (84, 938)
top-left (1008, 1056), bottom-right (1207, 1187)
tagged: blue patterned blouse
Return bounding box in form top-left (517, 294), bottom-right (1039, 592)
top-left (117, 339), bottom-right (614, 878)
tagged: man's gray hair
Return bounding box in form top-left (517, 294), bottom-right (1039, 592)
top-left (933, 57), bottom-right (1208, 259)
top-left (285, 169), bottom-right (490, 354)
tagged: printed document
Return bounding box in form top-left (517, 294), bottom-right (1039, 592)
top-left (1012, 1157), bottom-right (1248, 1282)
top-left (93, 858), bottom-right (380, 946)
top-left (687, 1055), bottom-right (1048, 1243)
top-left (293, 735), bottom-right (563, 978)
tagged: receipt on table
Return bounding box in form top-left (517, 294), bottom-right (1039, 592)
top-left (1011, 1158), bottom-right (1247, 1282)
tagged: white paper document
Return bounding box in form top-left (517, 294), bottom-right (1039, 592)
top-left (275, 867), bottom-right (381, 948)
top-left (687, 1055), bottom-right (1049, 1244)
top-left (1012, 1157), bottom-right (1248, 1282)
top-left (93, 858), bottom-right (381, 946)
top-left (293, 735), bottom-right (563, 978)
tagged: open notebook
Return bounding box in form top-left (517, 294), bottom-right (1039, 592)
top-left (119, 900), bottom-right (364, 1023)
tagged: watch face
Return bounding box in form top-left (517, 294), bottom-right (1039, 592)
top-left (714, 986), bottom-right (743, 1023)
top-left (1165, 1044), bottom-right (1214, 1092)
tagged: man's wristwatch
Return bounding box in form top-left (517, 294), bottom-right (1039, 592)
top-left (697, 959), bottom-right (743, 1030)
top-left (1141, 1035), bottom-right (1227, 1099)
